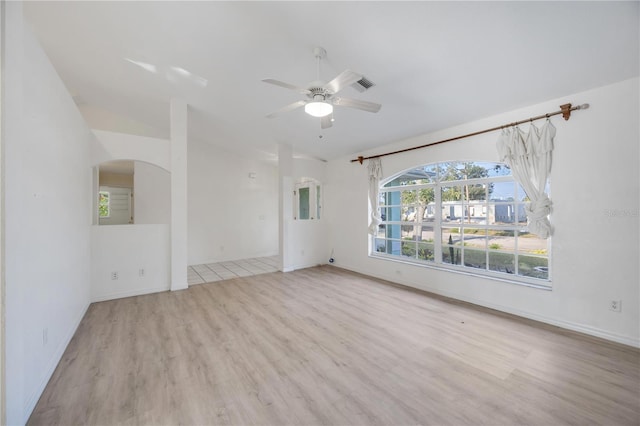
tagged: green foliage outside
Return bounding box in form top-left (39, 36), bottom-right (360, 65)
top-left (98, 192), bottom-right (109, 218)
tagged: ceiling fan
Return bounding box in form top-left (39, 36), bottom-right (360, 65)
top-left (262, 47), bottom-right (381, 129)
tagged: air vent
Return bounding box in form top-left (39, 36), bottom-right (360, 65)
top-left (351, 76), bottom-right (375, 92)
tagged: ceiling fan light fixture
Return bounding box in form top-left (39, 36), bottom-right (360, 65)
top-left (305, 101), bottom-right (333, 118)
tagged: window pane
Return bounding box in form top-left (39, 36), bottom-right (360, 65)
top-left (442, 244), bottom-right (462, 265)
top-left (387, 205), bottom-right (402, 222)
top-left (489, 203), bottom-right (517, 225)
top-left (442, 228), bottom-right (462, 264)
top-left (419, 226), bottom-right (435, 242)
top-left (401, 241), bottom-right (417, 259)
top-left (466, 202), bottom-right (486, 223)
top-left (516, 203), bottom-right (527, 225)
top-left (387, 240), bottom-right (402, 256)
top-left (402, 205), bottom-right (414, 221)
top-left (384, 165), bottom-right (437, 187)
top-left (417, 242), bottom-right (434, 261)
top-left (387, 224), bottom-right (401, 239)
top-left (518, 255), bottom-right (549, 279)
top-left (441, 186), bottom-right (462, 202)
top-left (488, 230), bottom-right (515, 252)
top-left (489, 251), bottom-right (515, 274)
top-left (466, 184), bottom-right (487, 202)
top-left (379, 207), bottom-right (388, 223)
top-left (374, 238), bottom-right (386, 253)
top-left (517, 232), bottom-right (549, 279)
top-left (422, 202), bottom-right (437, 223)
top-left (442, 203), bottom-right (464, 224)
top-left (385, 191), bottom-right (403, 207)
top-left (464, 248), bottom-right (487, 270)
top-left (375, 224), bottom-right (386, 239)
top-left (401, 224), bottom-right (415, 240)
top-left (516, 183), bottom-right (529, 202)
top-left (491, 181), bottom-right (515, 202)
top-left (486, 163), bottom-right (511, 178)
top-left (518, 231), bottom-right (547, 255)
top-left (442, 228), bottom-right (462, 246)
top-left (298, 187), bottom-right (310, 219)
top-left (463, 228), bottom-right (486, 249)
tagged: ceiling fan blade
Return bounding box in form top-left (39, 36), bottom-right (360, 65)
top-left (265, 100), bottom-right (307, 118)
top-left (334, 97), bottom-right (382, 113)
top-left (262, 79), bottom-right (311, 95)
top-left (324, 70), bottom-right (362, 94)
top-left (321, 115), bottom-right (333, 129)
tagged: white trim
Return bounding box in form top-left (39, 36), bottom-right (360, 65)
top-left (285, 262), bottom-right (326, 272)
top-left (91, 285), bottom-right (170, 303)
top-left (23, 302), bottom-right (90, 424)
top-left (338, 263), bottom-right (639, 348)
top-left (369, 252), bottom-right (551, 290)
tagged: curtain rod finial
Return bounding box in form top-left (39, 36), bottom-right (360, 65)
top-left (560, 103), bottom-right (572, 120)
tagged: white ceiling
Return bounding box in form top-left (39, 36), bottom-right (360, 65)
top-left (24, 1), bottom-right (639, 162)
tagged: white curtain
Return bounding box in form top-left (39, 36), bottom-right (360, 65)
top-left (367, 158), bottom-right (383, 235)
top-left (496, 120), bottom-right (556, 238)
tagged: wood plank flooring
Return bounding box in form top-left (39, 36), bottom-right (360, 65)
top-left (29, 266), bottom-right (640, 425)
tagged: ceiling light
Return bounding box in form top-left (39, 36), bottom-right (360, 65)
top-left (305, 101), bottom-right (333, 117)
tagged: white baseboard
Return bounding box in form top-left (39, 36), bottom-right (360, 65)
top-left (23, 301), bottom-right (91, 425)
top-left (191, 252), bottom-right (279, 266)
top-left (340, 264), bottom-right (640, 349)
top-left (285, 262), bottom-right (326, 272)
top-left (91, 285), bottom-right (170, 303)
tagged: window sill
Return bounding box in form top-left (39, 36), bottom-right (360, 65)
top-left (369, 252), bottom-right (552, 291)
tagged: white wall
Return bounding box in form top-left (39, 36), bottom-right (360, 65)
top-left (92, 130), bottom-right (170, 172)
top-left (90, 225), bottom-right (170, 302)
top-left (79, 104), bottom-right (168, 140)
top-left (326, 78), bottom-right (639, 347)
top-left (134, 161), bottom-right (170, 224)
top-left (4, 6), bottom-right (93, 424)
top-left (188, 137), bottom-right (279, 265)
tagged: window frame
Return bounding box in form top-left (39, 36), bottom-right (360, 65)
top-left (370, 162), bottom-right (551, 289)
top-left (294, 180), bottom-right (322, 221)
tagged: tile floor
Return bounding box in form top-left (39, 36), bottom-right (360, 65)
top-left (187, 256), bottom-right (279, 285)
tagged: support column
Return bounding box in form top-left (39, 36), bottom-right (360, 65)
top-left (278, 144), bottom-right (294, 272)
top-left (170, 99), bottom-right (188, 290)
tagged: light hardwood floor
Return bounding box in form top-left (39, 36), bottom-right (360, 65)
top-left (29, 266), bottom-right (640, 425)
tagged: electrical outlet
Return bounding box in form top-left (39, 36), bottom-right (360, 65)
top-left (609, 300), bottom-right (622, 312)
top-left (139, 268), bottom-right (145, 277)
top-left (111, 271), bottom-right (119, 280)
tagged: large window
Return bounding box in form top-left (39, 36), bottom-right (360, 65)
top-left (372, 161), bottom-right (550, 286)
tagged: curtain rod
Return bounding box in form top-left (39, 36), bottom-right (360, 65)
top-left (351, 102), bottom-right (589, 164)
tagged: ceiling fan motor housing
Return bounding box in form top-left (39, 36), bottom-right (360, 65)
top-left (309, 87), bottom-right (330, 102)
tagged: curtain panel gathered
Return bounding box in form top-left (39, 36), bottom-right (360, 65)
top-left (497, 120), bottom-right (556, 238)
top-left (367, 158), bottom-right (383, 235)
